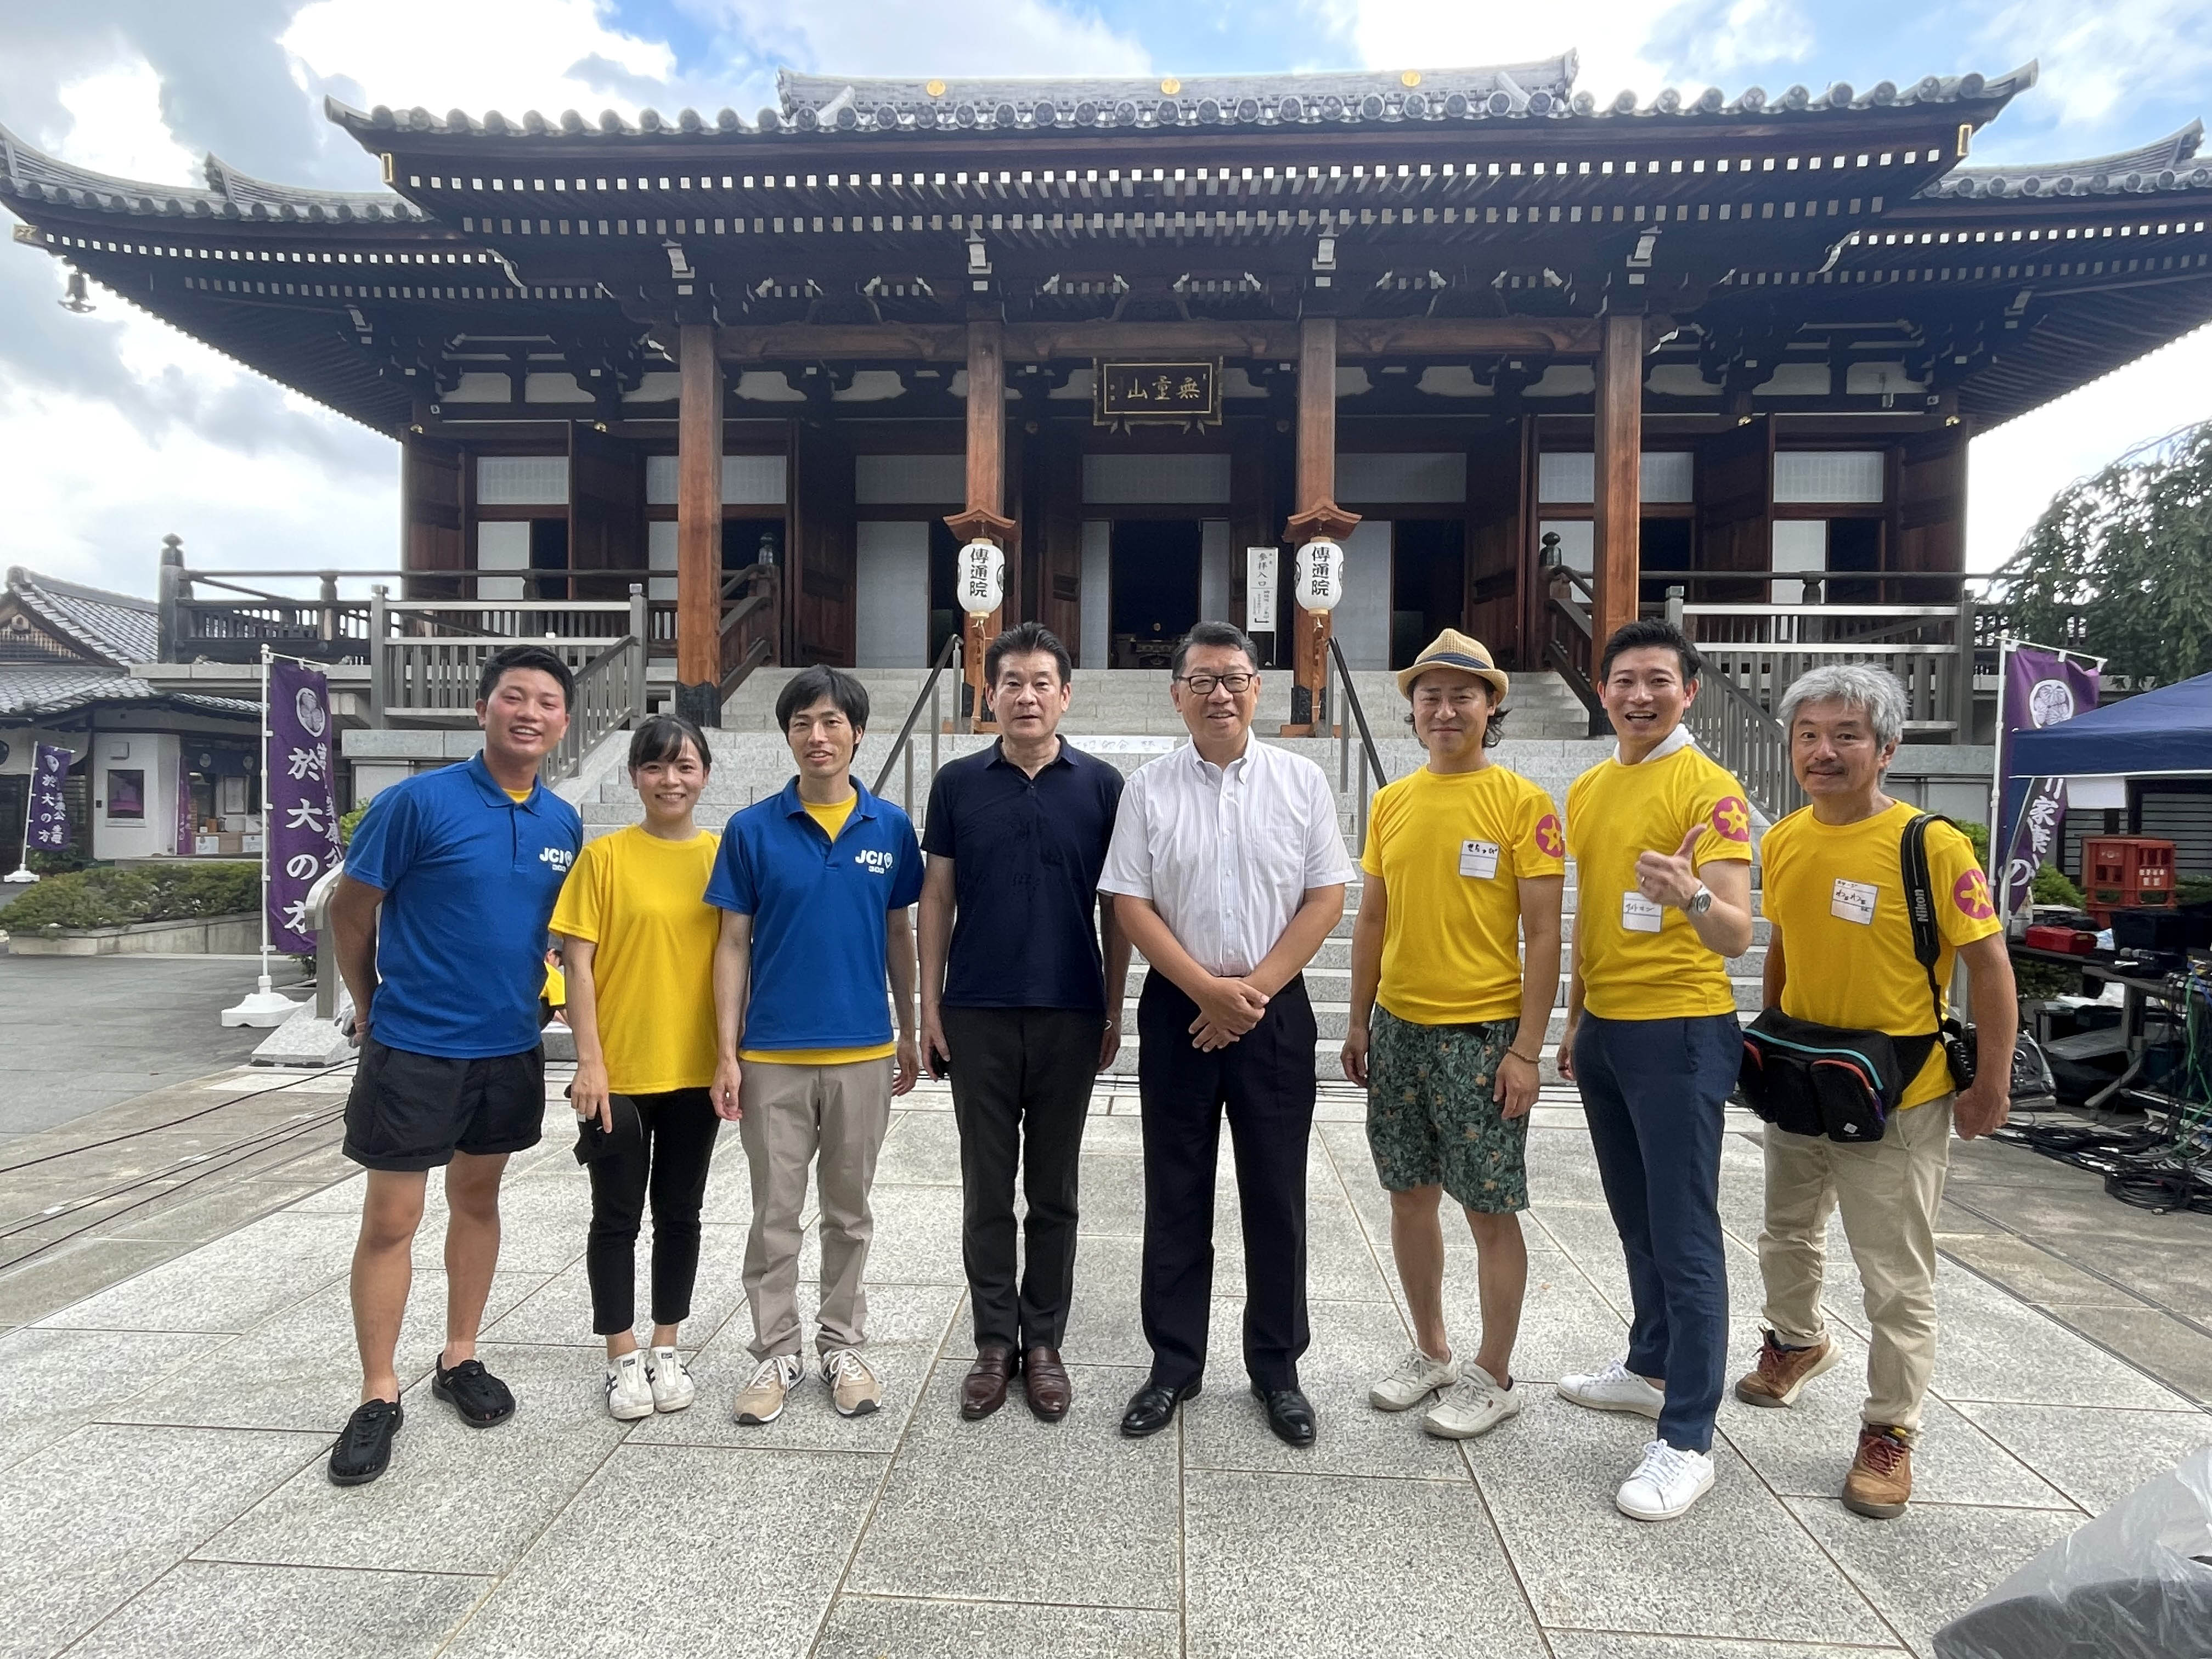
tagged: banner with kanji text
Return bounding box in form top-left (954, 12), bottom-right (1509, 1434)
top-left (26, 742), bottom-right (71, 856)
top-left (267, 659), bottom-right (339, 953)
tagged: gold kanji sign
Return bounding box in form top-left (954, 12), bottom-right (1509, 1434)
top-left (1093, 359), bottom-right (1221, 426)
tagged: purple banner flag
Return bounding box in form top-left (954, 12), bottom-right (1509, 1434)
top-left (26, 742), bottom-right (71, 855)
top-left (1996, 645), bottom-right (2102, 918)
top-left (267, 659), bottom-right (339, 953)
top-left (177, 748), bottom-right (195, 856)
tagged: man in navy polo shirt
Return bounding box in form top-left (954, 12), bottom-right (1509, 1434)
top-left (918, 622), bottom-right (1127, 1424)
top-left (325, 644), bottom-right (583, 1487)
top-left (708, 665), bottom-right (923, 1426)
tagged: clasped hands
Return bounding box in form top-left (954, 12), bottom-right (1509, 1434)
top-left (1189, 975), bottom-right (1268, 1052)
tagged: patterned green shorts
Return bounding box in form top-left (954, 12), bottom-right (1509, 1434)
top-left (1365, 1006), bottom-right (1529, 1213)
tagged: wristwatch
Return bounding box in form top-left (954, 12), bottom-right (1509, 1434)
top-left (1685, 883), bottom-right (1714, 918)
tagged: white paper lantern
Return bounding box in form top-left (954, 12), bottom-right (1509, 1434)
top-left (1294, 537), bottom-right (1345, 613)
top-left (957, 539), bottom-right (1005, 616)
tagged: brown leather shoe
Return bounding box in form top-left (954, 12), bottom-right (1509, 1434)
top-left (1022, 1346), bottom-right (1073, 1422)
top-left (961, 1346), bottom-right (1015, 1420)
top-left (1843, 1425), bottom-right (1914, 1519)
top-left (1734, 1330), bottom-right (1841, 1408)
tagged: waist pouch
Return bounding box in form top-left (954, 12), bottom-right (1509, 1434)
top-left (1738, 1008), bottom-right (1939, 1144)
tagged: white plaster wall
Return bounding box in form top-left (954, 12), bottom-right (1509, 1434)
top-left (855, 520), bottom-right (930, 667)
top-left (1333, 521), bottom-right (1393, 670)
top-left (1080, 521), bottom-right (1111, 669)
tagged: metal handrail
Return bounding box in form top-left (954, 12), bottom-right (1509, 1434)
top-left (1327, 635), bottom-right (1391, 856)
top-left (1683, 663), bottom-right (1804, 825)
top-left (868, 631), bottom-right (963, 817)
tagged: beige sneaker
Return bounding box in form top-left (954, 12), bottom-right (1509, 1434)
top-left (1735, 1330), bottom-right (1841, 1408)
top-left (823, 1347), bottom-right (883, 1418)
top-left (731, 1352), bottom-right (804, 1425)
top-left (1842, 1425), bottom-right (1914, 1519)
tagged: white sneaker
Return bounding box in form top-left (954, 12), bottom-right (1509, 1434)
top-left (1617, 1439), bottom-right (1716, 1521)
top-left (822, 1347), bottom-right (883, 1418)
top-left (646, 1345), bottom-right (695, 1413)
top-left (1422, 1365), bottom-right (1522, 1440)
top-left (1370, 1347), bottom-right (1462, 1412)
top-left (732, 1352), bottom-right (804, 1425)
top-left (1558, 1359), bottom-right (1666, 1420)
top-left (603, 1350), bottom-right (654, 1421)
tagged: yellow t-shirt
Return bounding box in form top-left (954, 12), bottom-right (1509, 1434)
top-left (746, 792), bottom-right (894, 1067)
top-left (1761, 802), bottom-right (1999, 1108)
top-left (1566, 741), bottom-right (1756, 1020)
top-left (549, 824), bottom-right (723, 1094)
top-left (1361, 764), bottom-right (1566, 1024)
top-left (505, 787), bottom-right (532, 803)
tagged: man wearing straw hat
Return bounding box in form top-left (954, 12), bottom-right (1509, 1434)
top-left (1343, 631), bottom-right (1565, 1441)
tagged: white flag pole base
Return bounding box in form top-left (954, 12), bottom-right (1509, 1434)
top-left (222, 973), bottom-right (300, 1029)
top-left (2, 866), bottom-right (37, 884)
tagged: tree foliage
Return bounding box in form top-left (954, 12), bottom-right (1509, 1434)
top-left (1998, 420), bottom-right (2212, 685)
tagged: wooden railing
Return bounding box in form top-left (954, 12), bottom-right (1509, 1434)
top-left (1680, 664), bottom-right (1805, 827)
top-left (719, 562), bottom-right (780, 698)
top-left (370, 591), bottom-right (644, 724)
top-left (1539, 553), bottom-right (1606, 733)
top-left (547, 628), bottom-right (650, 785)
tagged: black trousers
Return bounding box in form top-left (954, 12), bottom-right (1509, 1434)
top-left (584, 1087), bottom-right (720, 1336)
top-left (943, 1005), bottom-right (1103, 1351)
top-left (1136, 973), bottom-right (1316, 1392)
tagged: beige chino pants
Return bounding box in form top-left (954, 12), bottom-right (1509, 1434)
top-left (737, 1056), bottom-right (894, 1361)
top-left (1757, 1094), bottom-right (1954, 1435)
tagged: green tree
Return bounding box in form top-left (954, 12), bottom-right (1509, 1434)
top-left (1998, 420), bottom-right (2212, 686)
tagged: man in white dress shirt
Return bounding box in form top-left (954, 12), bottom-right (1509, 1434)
top-left (1099, 621), bottom-right (1353, 1446)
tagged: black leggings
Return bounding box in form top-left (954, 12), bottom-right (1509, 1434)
top-left (585, 1087), bottom-right (720, 1336)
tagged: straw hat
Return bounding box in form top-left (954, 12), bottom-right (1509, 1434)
top-left (1396, 629), bottom-right (1510, 703)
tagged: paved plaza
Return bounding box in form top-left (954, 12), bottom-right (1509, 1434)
top-left (4, 1071), bottom-right (2211, 1659)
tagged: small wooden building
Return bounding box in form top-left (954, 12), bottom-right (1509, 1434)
top-left (5, 55), bottom-right (2210, 725)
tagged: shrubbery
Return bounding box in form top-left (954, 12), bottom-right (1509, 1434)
top-left (4, 863), bottom-right (258, 930)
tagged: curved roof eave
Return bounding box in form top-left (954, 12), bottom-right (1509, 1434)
top-left (0, 119), bottom-right (425, 223)
top-left (1921, 117), bottom-right (2211, 200)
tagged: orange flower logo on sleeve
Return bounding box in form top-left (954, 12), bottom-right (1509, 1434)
top-left (1709, 796), bottom-right (1752, 843)
top-left (1533, 813), bottom-right (1565, 859)
top-left (1953, 868), bottom-right (1995, 921)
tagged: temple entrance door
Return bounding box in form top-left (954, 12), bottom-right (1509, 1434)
top-left (1108, 520), bottom-right (1201, 668)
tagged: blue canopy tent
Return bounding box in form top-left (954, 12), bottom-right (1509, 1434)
top-left (2009, 672), bottom-right (2212, 779)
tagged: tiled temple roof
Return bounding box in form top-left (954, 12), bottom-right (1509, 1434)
top-left (1922, 120), bottom-right (2210, 199)
top-left (320, 57), bottom-right (2038, 141)
top-left (0, 121), bottom-right (425, 222)
top-left (5, 568), bottom-right (158, 666)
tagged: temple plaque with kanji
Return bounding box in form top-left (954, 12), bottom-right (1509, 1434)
top-left (1094, 360), bottom-right (1221, 425)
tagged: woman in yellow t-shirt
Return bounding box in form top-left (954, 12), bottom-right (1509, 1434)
top-left (550, 715), bottom-right (725, 1423)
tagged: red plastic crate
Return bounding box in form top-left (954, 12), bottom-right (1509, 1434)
top-left (2084, 836), bottom-right (2175, 921)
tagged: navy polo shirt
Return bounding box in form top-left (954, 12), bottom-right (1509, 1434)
top-left (922, 739), bottom-right (1124, 1011)
top-left (704, 778), bottom-right (924, 1051)
top-left (344, 754), bottom-right (582, 1059)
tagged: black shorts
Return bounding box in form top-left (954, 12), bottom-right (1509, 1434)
top-left (343, 1039), bottom-right (546, 1173)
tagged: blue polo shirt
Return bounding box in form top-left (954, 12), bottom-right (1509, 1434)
top-left (704, 778), bottom-right (924, 1051)
top-left (922, 740), bottom-right (1124, 1011)
top-left (344, 754), bottom-right (582, 1059)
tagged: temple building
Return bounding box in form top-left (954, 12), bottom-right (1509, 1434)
top-left (5, 53), bottom-right (2211, 727)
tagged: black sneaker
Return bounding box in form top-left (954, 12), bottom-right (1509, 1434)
top-left (328, 1398), bottom-right (403, 1486)
top-left (432, 1357), bottom-right (516, 1426)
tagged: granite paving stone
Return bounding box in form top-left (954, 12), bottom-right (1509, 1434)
top-left (799, 1180), bottom-right (970, 1288)
top-left (815, 1596), bottom-right (1180, 1659)
top-left (1183, 1467), bottom-right (1547, 1659)
top-left (872, 1108), bottom-right (968, 1186)
top-left (0, 1236), bottom-right (184, 1333)
top-left (70, 1561), bottom-right (491, 1658)
top-left (1473, 1393), bottom-right (1895, 1645)
top-left (1785, 1494), bottom-right (2089, 1658)
top-left (1543, 1639), bottom-right (1910, 1659)
top-left (0, 1423), bottom-right (327, 1659)
top-left (1920, 1261), bottom-right (2194, 1408)
top-left (481, 1221), bottom-right (749, 1350)
top-left (1949, 1402), bottom-right (2212, 1514)
top-left (1931, 1232), bottom-right (2144, 1309)
top-left (0, 1326), bottom-right (220, 1473)
top-left (199, 1342), bottom-right (636, 1575)
top-left (1059, 1234), bottom-right (1153, 1368)
top-left (846, 1359), bottom-right (1180, 1609)
top-left (35, 1211), bottom-right (360, 1334)
top-left (2040, 1304), bottom-right (2212, 1405)
top-left (1076, 1150), bottom-right (1149, 1236)
top-left (443, 1443), bottom-right (881, 1657)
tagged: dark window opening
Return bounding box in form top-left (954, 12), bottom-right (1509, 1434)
top-left (1390, 520), bottom-right (1464, 668)
top-left (1827, 518), bottom-right (1882, 603)
top-left (528, 518), bottom-right (569, 600)
top-left (1110, 520), bottom-right (1201, 668)
top-left (1639, 518), bottom-right (1694, 605)
top-left (723, 517), bottom-right (784, 572)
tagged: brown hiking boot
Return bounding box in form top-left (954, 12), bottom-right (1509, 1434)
top-left (1843, 1425), bottom-right (1914, 1519)
top-left (1734, 1330), bottom-right (1841, 1408)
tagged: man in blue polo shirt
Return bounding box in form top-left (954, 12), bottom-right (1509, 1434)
top-left (918, 622), bottom-right (1127, 1424)
top-left (325, 643), bottom-right (583, 1486)
top-left (708, 665), bottom-right (923, 1426)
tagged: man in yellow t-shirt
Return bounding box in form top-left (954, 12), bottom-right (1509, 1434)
top-left (1341, 631), bottom-right (1564, 1443)
top-left (1734, 664), bottom-right (2016, 1523)
top-left (1556, 620), bottom-right (1756, 1525)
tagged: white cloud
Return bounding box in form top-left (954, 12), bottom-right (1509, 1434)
top-left (1967, 324), bottom-right (2212, 571)
top-left (691, 0), bottom-right (1150, 81)
top-left (1972, 0), bottom-right (2212, 133)
top-left (49, 56), bottom-right (201, 187)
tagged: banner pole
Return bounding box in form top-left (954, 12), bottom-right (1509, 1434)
top-left (1989, 638), bottom-right (2013, 933)
top-left (4, 754), bottom-right (35, 882)
top-left (222, 645), bottom-right (298, 1028)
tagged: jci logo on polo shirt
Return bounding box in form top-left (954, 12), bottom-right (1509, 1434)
top-left (540, 846), bottom-right (574, 871)
top-left (855, 848), bottom-right (895, 876)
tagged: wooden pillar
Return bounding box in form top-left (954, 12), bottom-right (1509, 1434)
top-left (1591, 313), bottom-right (1646, 659)
top-left (1280, 317), bottom-right (1360, 735)
top-left (675, 322), bottom-right (724, 728)
top-left (946, 319), bottom-right (1015, 730)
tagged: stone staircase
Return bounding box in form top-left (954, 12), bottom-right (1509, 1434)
top-left (562, 667), bottom-right (1758, 1083)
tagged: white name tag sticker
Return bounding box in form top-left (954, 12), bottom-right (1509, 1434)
top-left (1831, 878), bottom-right (1878, 926)
top-left (1622, 891), bottom-right (1664, 933)
top-left (1459, 839), bottom-right (1500, 881)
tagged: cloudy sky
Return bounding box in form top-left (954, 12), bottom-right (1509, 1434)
top-left (4, 0), bottom-right (2211, 600)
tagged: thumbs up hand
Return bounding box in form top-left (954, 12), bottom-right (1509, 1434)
top-left (1633, 825), bottom-right (1707, 912)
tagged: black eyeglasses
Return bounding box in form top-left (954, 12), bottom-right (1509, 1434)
top-left (1175, 673), bottom-right (1256, 696)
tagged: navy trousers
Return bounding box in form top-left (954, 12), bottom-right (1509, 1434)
top-left (1573, 1012), bottom-right (1739, 1453)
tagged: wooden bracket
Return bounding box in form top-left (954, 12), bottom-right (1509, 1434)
top-left (1283, 502), bottom-right (1362, 544)
top-left (943, 507), bottom-right (1017, 545)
